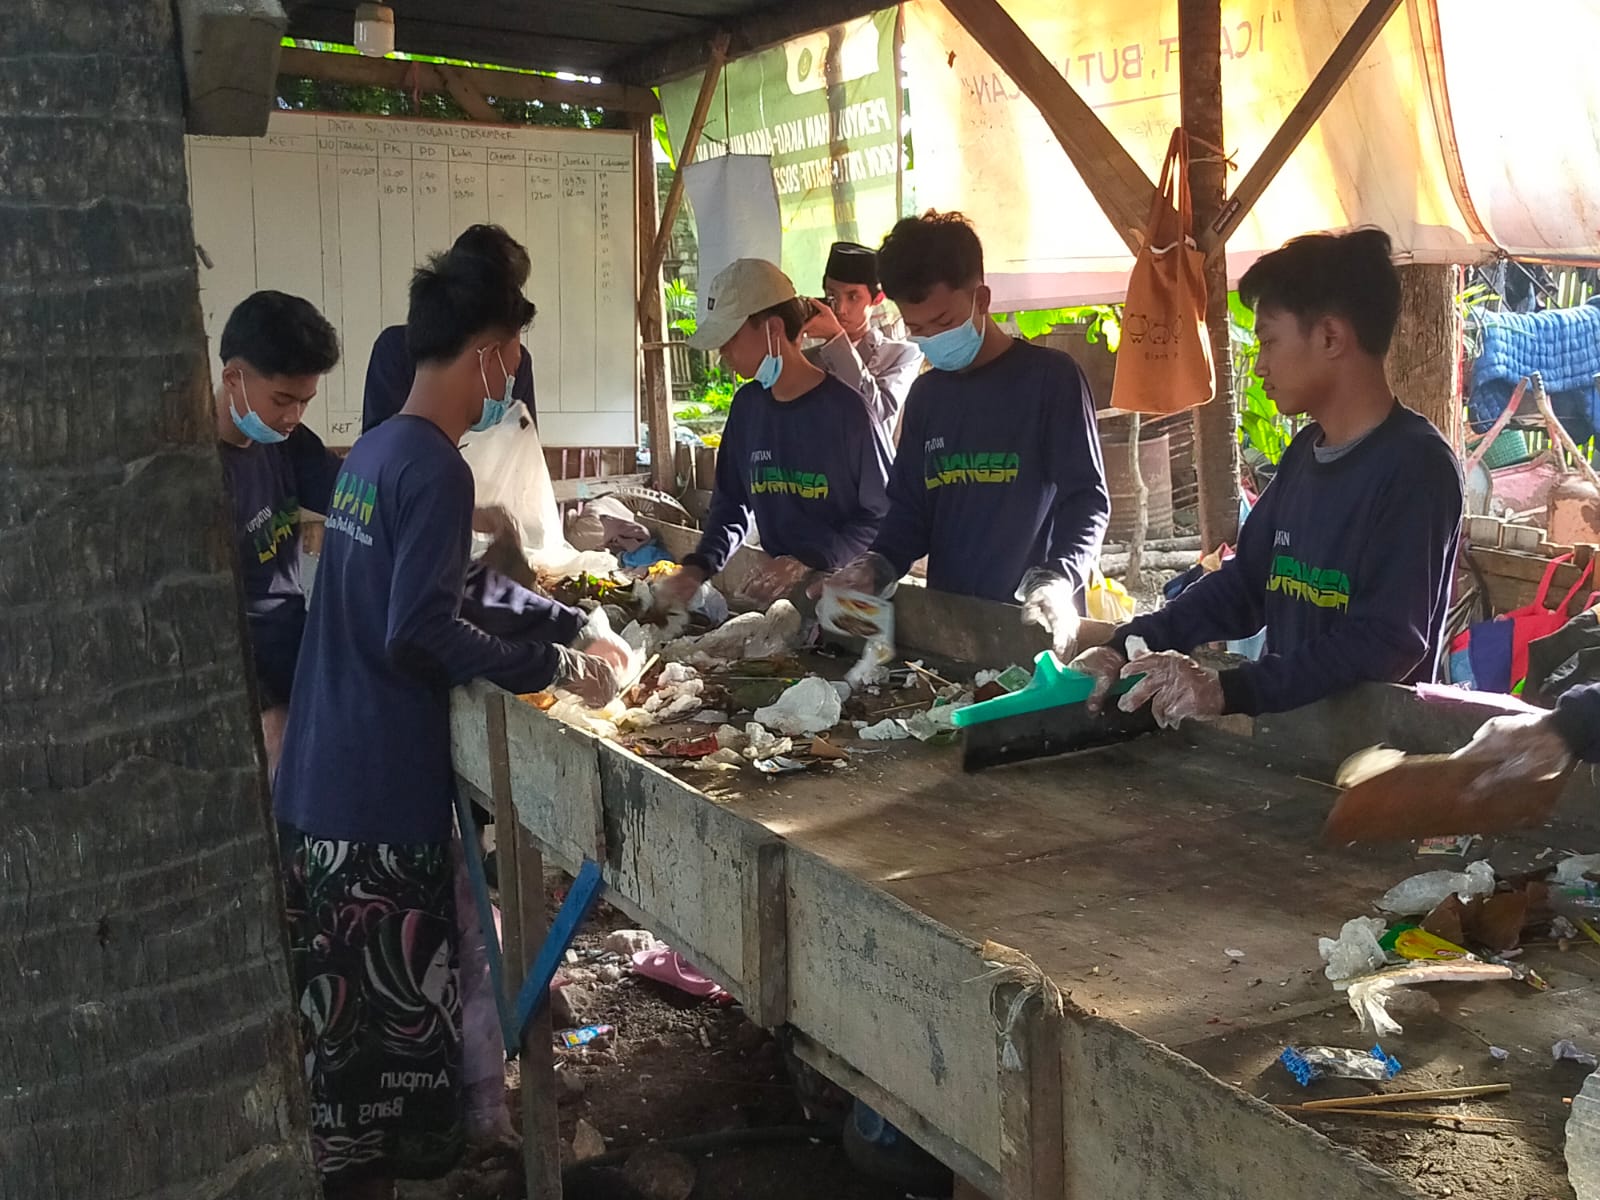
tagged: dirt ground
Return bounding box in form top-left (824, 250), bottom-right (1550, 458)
top-left (401, 896), bottom-right (920, 1200)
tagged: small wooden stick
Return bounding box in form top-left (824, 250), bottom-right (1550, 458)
top-left (1299, 1083), bottom-right (1510, 1110)
top-left (903, 660), bottom-right (957, 690)
top-left (1279, 1106), bottom-right (1523, 1125)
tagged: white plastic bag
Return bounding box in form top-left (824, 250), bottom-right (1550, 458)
top-left (1317, 916), bottom-right (1388, 982)
top-left (1375, 861), bottom-right (1496, 916)
top-left (753, 677), bottom-right (842, 736)
top-left (460, 417), bottom-right (615, 577)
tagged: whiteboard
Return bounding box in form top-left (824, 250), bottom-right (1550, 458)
top-left (185, 112), bottom-right (638, 447)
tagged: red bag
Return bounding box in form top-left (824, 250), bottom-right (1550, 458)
top-left (1509, 554), bottom-right (1595, 689)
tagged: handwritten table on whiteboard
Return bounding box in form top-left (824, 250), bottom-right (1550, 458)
top-left (186, 112), bottom-right (638, 447)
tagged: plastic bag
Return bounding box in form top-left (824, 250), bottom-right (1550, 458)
top-left (752, 676), bottom-right (842, 736)
top-left (1085, 569), bottom-right (1136, 623)
top-left (1279, 1044), bottom-right (1402, 1087)
top-left (667, 601), bottom-right (802, 666)
top-left (1317, 916), bottom-right (1388, 982)
top-left (460, 417), bottom-right (615, 577)
top-left (1376, 861), bottom-right (1496, 915)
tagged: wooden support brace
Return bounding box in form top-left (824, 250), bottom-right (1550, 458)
top-left (739, 837), bottom-right (789, 1028)
top-left (639, 35), bottom-right (728, 318)
top-left (937, 0), bottom-right (1153, 254)
top-left (633, 112), bottom-right (676, 491)
top-left (436, 64), bottom-right (500, 123)
top-left (1203, 0), bottom-right (1404, 251)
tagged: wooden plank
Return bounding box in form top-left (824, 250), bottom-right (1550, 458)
top-left (740, 838), bottom-right (789, 1028)
top-left (550, 471), bottom-right (651, 502)
top-left (486, 693), bottom-right (562, 1200)
top-left (276, 45), bottom-right (659, 115)
top-left (1178, 0), bottom-right (1240, 552)
top-left (784, 847), bottom-right (1003, 1174)
top-left (992, 983), bottom-right (1066, 1200)
top-left (937, 0), bottom-right (1153, 254)
top-left (639, 37), bottom-right (727, 320)
top-left (614, 0), bottom-right (888, 86)
top-left (1204, 0), bottom-right (1405, 249)
top-left (503, 693), bottom-right (607, 873)
top-left (449, 680), bottom-right (497, 797)
top-left (633, 111), bottom-right (676, 492)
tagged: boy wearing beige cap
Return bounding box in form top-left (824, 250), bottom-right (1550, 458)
top-left (656, 258), bottom-right (893, 605)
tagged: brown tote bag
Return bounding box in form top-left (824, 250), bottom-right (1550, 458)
top-left (1110, 128), bottom-right (1215, 415)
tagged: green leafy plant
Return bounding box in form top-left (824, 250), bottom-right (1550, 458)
top-left (997, 305), bottom-right (1122, 351)
top-left (1230, 291), bottom-right (1300, 464)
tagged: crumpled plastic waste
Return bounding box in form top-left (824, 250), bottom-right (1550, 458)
top-left (642, 662), bottom-right (704, 721)
top-left (905, 695), bottom-right (973, 742)
top-left (687, 748), bottom-right (744, 772)
top-left (858, 717), bottom-right (911, 741)
top-left (1279, 1043), bottom-right (1402, 1087)
top-left (1376, 860), bottom-right (1496, 916)
top-left (1556, 854), bottom-right (1600, 886)
top-left (740, 722), bottom-right (792, 760)
top-left (752, 676), bottom-right (842, 736)
top-left (691, 710), bottom-right (729, 725)
top-left (565, 495), bottom-right (650, 554)
top-left (845, 638), bottom-right (895, 691)
top-left (749, 756), bottom-right (810, 775)
top-left (1554, 1039), bottom-right (1600, 1068)
top-left (667, 601), bottom-right (802, 666)
top-left (546, 696), bottom-right (625, 739)
top-left (1318, 916), bottom-right (1389, 982)
top-left (1343, 960), bottom-right (1515, 1036)
top-left (631, 946), bottom-right (729, 1002)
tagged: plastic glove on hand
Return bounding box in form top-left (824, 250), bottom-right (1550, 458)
top-left (811, 551), bottom-right (899, 600)
top-left (1068, 644), bottom-right (1127, 715)
top-left (1454, 711), bottom-right (1574, 803)
top-left (1117, 650), bottom-right (1223, 730)
top-left (1020, 575), bottom-right (1082, 661)
top-left (575, 628), bottom-right (634, 678)
top-left (652, 563), bottom-right (707, 611)
top-left (740, 555), bottom-right (814, 605)
top-left (552, 645), bottom-right (621, 709)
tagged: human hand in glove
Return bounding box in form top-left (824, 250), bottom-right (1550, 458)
top-left (740, 555), bottom-right (815, 605)
top-left (1019, 573), bottom-right (1082, 661)
top-left (653, 562), bottom-right (707, 610)
top-left (574, 628), bottom-right (634, 678)
top-left (551, 645), bottom-right (622, 708)
top-left (1117, 650), bottom-right (1223, 730)
top-left (1454, 711), bottom-right (1575, 803)
top-left (810, 551), bottom-right (900, 599)
top-left (1069, 644), bottom-right (1128, 715)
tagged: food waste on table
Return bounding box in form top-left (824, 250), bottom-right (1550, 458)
top-left (514, 558), bottom-right (1036, 775)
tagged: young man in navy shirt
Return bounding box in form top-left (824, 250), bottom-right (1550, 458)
top-left (1075, 228), bottom-right (1464, 726)
top-left (824, 212), bottom-right (1110, 657)
top-left (361, 224), bottom-right (538, 434)
top-left (274, 250), bottom-right (627, 1197)
top-left (215, 291), bottom-right (342, 780)
top-left (655, 258), bottom-right (893, 606)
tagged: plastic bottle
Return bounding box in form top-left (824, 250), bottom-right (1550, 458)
top-left (1567, 1070), bottom-right (1600, 1198)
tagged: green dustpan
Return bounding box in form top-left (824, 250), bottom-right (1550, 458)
top-left (950, 651), bottom-right (1136, 729)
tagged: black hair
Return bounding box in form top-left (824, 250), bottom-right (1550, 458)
top-left (1238, 228), bottom-right (1401, 356)
top-left (876, 211), bottom-right (984, 304)
top-left (747, 297), bottom-right (811, 342)
top-left (219, 291), bottom-right (340, 377)
top-left (450, 223), bottom-right (533, 292)
top-left (406, 250), bottom-right (536, 365)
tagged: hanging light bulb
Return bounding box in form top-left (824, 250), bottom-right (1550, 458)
top-left (354, 3), bottom-right (395, 56)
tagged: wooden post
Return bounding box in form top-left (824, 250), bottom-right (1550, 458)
top-left (1390, 264), bottom-right (1462, 450)
top-left (992, 983), bottom-right (1068, 1199)
top-left (633, 112), bottom-right (676, 492)
top-left (489, 693), bottom-right (562, 1199)
top-left (1124, 413), bottom-right (1147, 592)
top-left (638, 36), bottom-right (728, 315)
top-left (1179, 0), bottom-right (1240, 550)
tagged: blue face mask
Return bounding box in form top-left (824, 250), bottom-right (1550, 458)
top-left (228, 373), bottom-right (287, 445)
top-left (913, 294), bottom-right (985, 372)
top-left (754, 324), bottom-right (784, 389)
top-left (472, 347), bottom-right (516, 433)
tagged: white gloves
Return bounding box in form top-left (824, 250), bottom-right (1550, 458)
top-left (1020, 574), bottom-right (1082, 660)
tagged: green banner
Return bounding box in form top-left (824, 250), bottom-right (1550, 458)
top-left (661, 8), bottom-right (902, 288)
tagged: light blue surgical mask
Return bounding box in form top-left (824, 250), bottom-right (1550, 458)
top-left (754, 324), bottom-right (784, 390)
top-left (913, 294), bottom-right (985, 372)
top-left (472, 346), bottom-right (516, 433)
top-left (228, 372), bottom-right (287, 445)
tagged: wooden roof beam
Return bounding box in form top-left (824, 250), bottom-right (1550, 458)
top-left (1202, 0), bottom-right (1404, 253)
top-left (937, 0), bottom-right (1154, 255)
top-left (276, 45), bottom-right (660, 114)
top-left (614, 0), bottom-right (887, 86)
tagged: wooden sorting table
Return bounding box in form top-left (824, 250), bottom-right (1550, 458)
top-left (450, 534), bottom-right (1600, 1199)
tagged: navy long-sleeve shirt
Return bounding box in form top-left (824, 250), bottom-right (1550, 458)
top-left (220, 425), bottom-right (342, 706)
top-left (1553, 683), bottom-right (1600, 761)
top-left (868, 339), bottom-right (1109, 603)
top-left (685, 375), bottom-right (892, 577)
top-left (362, 324), bottom-right (537, 434)
top-left (274, 415), bottom-right (582, 844)
top-left (1117, 403), bottom-right (1463, 717)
